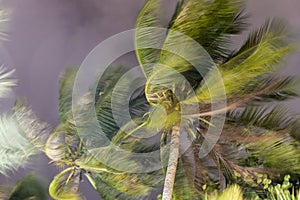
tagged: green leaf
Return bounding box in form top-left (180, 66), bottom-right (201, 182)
top-left (228, 105), bottom-right (296, 131)
top-left (189, 19), bottom-right (292, 103)
top-left (247, 134), bottom-right (300, 173)
top-left (135, 0), bottom-right (165, 77)
top-left (169, 0), bottom-right (247, 62)
top-left (49, 167), bottom-right (82, 200)
top-left (8, 173), bottom-right (47, 200)
top-left (59, 68), bottom-right (78, 122)
top-left (207, 184), bottom-right (243, 200)
top-left (86, 173), bottom-right (149, 200)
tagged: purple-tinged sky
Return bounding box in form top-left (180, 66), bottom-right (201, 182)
top-left (0, 0), bottom-right (300, 199)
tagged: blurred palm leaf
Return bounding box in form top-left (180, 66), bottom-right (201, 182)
top-left (14, 100), bottom-right (52, 149)
top-left (0, 114), bottom-right (39, 175)
top-left (168, 0), bottom-right (247, 63)
top-left (8, 173), bottom-right (47, 200)
top-left (187, 19), bottom-right (292, 104)
top-left (59, 68), bottom-right (78, 122)
top-left (206, 184), bottom-right (243, 200)
top-left (135, 0), bottom-right (165, 77)
top-left (49, 167), bottom-right (82, 200)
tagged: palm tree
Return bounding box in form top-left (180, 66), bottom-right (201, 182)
top-left (133, 0), bottom-right (300, 199)
top-left (26, 0), bottom-right (299, 199)
top-left (13, 66), bottom-right (163, 199)
top-left (2, 0), bottom-right (300, 199)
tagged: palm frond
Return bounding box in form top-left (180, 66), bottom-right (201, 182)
top-left (135, 0), bottom-right (165, 77)
top-left (225, 18), bottom-right (289, 65)
top-left (228, 105), bottom-right (296, 131)
top-left (8, 173), bottom-right (47, 200)
top-left (190, 19), bottom-right (292, 103)
top-left (49, 167), bottom-right (82, 200)
top-left (247, 133), bottom-right (300, 173)
top-left (59, 68), bottom-right (78, 122)
top-left (169, 0), bottom-right (247, 62)
top-left (85, 173), bottom-right (150, 200)
top-left (0, 66), bottom-right (16, 99)
top-left (0, 114), bottom-right (38, 175)
top-left (206, 184), bottom-right (243, 200)
top-left (14, 100), bottom-right (52, 149)
top-left (246, 76), bottom-right (300, 102)
top-left (95, 65), bottom-right (150, 140)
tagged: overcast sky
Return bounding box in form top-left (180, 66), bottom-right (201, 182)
top-left (0, 0), bottom-right (300, 199)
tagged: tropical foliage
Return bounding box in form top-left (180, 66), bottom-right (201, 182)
top-left (0, 173), bottom-right (48, 200)
top-left (1, 0), bottom-right (300, 200)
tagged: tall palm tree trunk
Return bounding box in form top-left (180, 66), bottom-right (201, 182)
top-left (162, 125), bottom-right (180, 200)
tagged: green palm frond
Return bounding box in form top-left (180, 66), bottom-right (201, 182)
top-left (228, 105), bottom-right (296, 131)
top-left (90, 171), bottom-right (158, 196)
top-left (0, 66), bottom-right (16, 99)
top-left (246, 133), bottom-right (300, 172)
top-left (59, 68), bottom-right (78, 122)
top-left (135, 0), bottom-right (165, 77)
top-left (248, 76), bottom-right (300, 102)
top-left (49, 167), bottom-right (82, 200)
top-left (85, 173), bottom-right (149, 200)
top-left (8, 173), bottom-right (47, 200)
top-left (260, 76), bottom-right (299, 101)
top-left (189, 19), bottom-right (292, 104)
top-left (0, 114), bottom-right (39, 175)
top-left (206, 184), bottom-right (243, 200)
top-left (168, 0), bottom-right (247, 62)
top-left (14, 100), bottom-right (52, 149)
top-left (218, 123), bottom-right (300, 172)
top-left (95, 65), bottom-right (150, 140)
top-left (225, 18), bottom-right (289, 65)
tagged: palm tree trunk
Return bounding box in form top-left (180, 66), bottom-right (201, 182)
top-left (162, 125), bottom-right (180, 200)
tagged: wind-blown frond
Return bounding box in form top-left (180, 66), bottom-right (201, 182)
top-left (95, 65), bottom-right (150, 140)
top-left (169, 0), bottom-right (247, 62)
top-left (226, 19), bottom-right (289, 65)
top-left (49, 167), bottom-right (82, 200)
top-left (0, 66), bottom-right (16, 98)
top-left (246, 133), bottom-right (300, 172)
top-left (0, 114), bottom-right (38, 175)
top-left (135, 0), bottom-right (165, 77)
top-left (206, 184), bottom-right (243, 200)
top-left (8, 173), bottom-right (47, 200)
top-left (14, 100), bottom-right (52, 149)
top-left (59, 68), bottom-right (78, 122)
top-left (248, 76), bottom-right (300, 102)
top-left (85, 173), bottom-right (150, 200)
top-left (228, 105), bottom-right (296, 131)
top-left (190, 19), bottom-right (292, 103)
